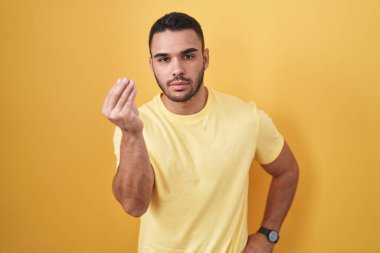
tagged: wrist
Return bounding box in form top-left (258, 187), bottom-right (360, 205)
top-left (258, 226), bottom-right (280, 244)
top-left (120, 130), bottom-right (144, 149)
top-left (261, 220), bottom-right (282, 232)
top-left (121, 129), bottom-right (144, 138)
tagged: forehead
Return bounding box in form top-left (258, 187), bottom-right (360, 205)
top-left (150, 29), bottom-right (202, 54)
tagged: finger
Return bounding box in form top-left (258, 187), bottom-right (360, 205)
top-left (114, 79), bottom-right (135, 110)
top-left (103, 78), bottom-right (129, 111)
top-left (121, 82), bottom-right (137, 112)
top-left (108, 77), bottom-right (130, 109)
top-left (126, 80), bottom-right (137, 106)
top-left (102, 78), bottom-right (121, 110)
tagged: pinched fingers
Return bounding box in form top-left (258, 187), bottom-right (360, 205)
top-left (102, 77), bottom-right (130, 114)
top-left (102, 77), bottom-right (143, 132)
top-left (115, 79), bottom-right (136, 111)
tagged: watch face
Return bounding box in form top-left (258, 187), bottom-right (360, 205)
top-left (268, 231), bottom-right (279, 242)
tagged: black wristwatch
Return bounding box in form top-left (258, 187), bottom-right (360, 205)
top-left (258, 226), bottom-right (280, 243)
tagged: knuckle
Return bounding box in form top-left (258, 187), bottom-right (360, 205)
top-left (108, 111), bottom-right (117, 120)
top-left (101, 108), bottom-right (109, 116)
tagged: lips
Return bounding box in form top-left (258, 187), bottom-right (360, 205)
top-left (170, 81), bottom-right (190, 91)
top-left (170, 81), bottom-right (189, 86)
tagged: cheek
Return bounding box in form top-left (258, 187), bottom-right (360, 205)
top-left (155, 64), bottom-right (170, 76)
top-left (153, 65), bottom-right (167, 79)
top-left (192, 62), bottom-right (205, 75)
top-left (185, 61), bottom-right (201, 73)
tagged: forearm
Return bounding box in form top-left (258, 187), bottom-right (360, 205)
top-left (261, 162), bottom-right (299, 232)
top-left (112, 130), bottom-right (154, 217)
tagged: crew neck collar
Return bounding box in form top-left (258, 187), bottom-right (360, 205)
top-left (155, 87), bottom-right (215, 123)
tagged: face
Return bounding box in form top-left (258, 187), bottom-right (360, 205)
top-left (149, 29), bottom-right (209, 103)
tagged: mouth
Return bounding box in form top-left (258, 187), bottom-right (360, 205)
top-left (170, 81), bottom-right (190, 90)
top-left (171, 81), bottom-right (188, 85)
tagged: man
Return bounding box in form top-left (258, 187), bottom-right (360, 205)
top-left (102, 12), bottom-right (299, 253)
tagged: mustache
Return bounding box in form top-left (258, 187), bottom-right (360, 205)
top-left (167, 76), bottom-right (192, 86)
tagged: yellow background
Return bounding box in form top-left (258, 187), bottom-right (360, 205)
top-left (1, 0), bottom-right (379, 252)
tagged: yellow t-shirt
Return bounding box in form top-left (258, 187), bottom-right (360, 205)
top-left (113, 88), bottom-right (284, 253)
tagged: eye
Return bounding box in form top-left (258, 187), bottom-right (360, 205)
top-left (183, 54), bottom-right (194, 60)
top-left (158, 57), bottom-right (169, 62)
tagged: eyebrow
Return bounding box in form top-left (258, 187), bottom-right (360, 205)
top-left (153, 48), bottom-right (199, 58)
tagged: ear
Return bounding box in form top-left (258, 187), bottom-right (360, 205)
top-left (149, 57), bottom-right (154, 73)
top-left (203, 48), bottom-right (209, 70)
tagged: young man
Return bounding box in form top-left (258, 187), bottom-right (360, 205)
top-left (102, 12), bottom-right (299, 253)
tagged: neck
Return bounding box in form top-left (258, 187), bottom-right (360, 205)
top-left (161, 86), bottom-right (208, 115)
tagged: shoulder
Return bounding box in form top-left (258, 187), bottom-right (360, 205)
top-left (138, 95), bottom-right (158, 113)
top-left (211, 89), bottom-right (258, 115)
top-left (137, 95), bottom-right (162, 120)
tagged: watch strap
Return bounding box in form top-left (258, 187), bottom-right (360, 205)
top-left (258, 226), bottom-right (271, 235)
top-left (258, 226), bottom-right (279, 243)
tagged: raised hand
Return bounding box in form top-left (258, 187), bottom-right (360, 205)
top-left (102, 77), bottom-right (143, 134)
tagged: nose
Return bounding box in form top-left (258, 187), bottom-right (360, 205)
top-left (172, 58), bottom-right (185, 77)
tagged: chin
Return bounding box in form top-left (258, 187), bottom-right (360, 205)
top-left (167, 92), bottom-right (195, 103)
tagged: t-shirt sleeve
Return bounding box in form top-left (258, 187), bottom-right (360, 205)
top-left (113, 126), bottom-right (122, 168)
top-left (255, 109), bottom-right (284, 165)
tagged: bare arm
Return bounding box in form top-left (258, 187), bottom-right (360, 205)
top-left (243, 141), bottom-right (299, 253)
top-left (102, 77), bottom-right (154, 217)
top-left (260, 140), bottom-right (299, 231)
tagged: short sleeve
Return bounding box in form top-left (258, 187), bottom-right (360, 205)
top-left (255, 109), bottom-right (284, 165)
top-left (112, 126), bottom-right (122, 168)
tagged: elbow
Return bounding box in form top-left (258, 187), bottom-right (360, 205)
top-left (122, 202), bottom-right (148, 218)
top-left (113, 191), bottom-right (150, 217)
top-left (293, 160), bottom-right (300, 178)
top-left (289, 160), bottom-right (300, 186)
top-left (112, 183), bottom-right (150, 217)
top-left (112, 171), bottom-right (154, 218)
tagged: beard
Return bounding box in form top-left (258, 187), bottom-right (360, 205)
top-left (153, 66), bottom-right (205, 103)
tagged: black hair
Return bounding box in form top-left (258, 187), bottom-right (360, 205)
top-left (148, 12), bottom-right (205, 55)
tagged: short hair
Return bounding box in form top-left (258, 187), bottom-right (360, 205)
top-left (148, 12), bottom-right (205, 55)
